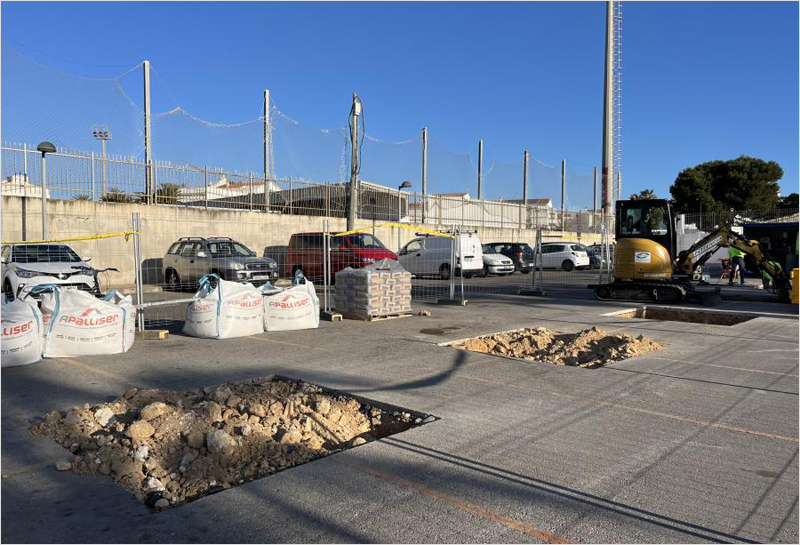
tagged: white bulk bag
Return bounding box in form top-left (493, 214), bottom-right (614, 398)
top-left (104, 289), bottom-right (136, 353)
top-left (39, 287), bottom-right (134, 357)
top-left (1, 295), bottom-right (43, 368)
top-left (262, 281), bottom-right (320, 332)
top-left (183, 275), bottom-right (264, 339)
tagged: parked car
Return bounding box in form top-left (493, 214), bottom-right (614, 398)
top-left (483, 242), bottom-right (535, 273)
top-left (1, 243), bottom-right (99, 301)
top-left (589, 242), bottom-right (615, 268)
top-left (398, 232), bottom-right (483, 279)
top-left (539, 243), bottom-right (590, 271)
top-left (162, 237), bottom-right (278, 289)
top-left (480, 245), bottom-right (515, 276)
top-left (286, 232), bottom-right (397, 281)
top-left (573, 243), bottom-right (600, 269)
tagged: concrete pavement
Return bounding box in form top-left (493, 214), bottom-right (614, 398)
top-left (2, 289), bottom-right (797, 543)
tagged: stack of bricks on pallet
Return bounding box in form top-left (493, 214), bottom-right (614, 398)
top-left (334, 260), bottom-right (412, 318)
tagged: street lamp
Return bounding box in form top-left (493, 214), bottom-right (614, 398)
top-left (37, 141), bottom-right (56, 239)
top-left (397, 180), bottom-right (412, 252)
top-left (92, 125), bottom-right (112, 198)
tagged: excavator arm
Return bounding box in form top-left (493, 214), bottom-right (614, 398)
top-left (676, 228), bottom-right (790, 298)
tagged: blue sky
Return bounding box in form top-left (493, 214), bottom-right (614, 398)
top-left (2, 1), bottom-right (797, 207)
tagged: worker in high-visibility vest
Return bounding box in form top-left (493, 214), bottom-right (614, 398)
top-left (728, 245), bottom-right (746, 286)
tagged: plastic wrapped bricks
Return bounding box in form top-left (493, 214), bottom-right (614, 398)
top-left (334, 259), bottom-right (412, 319)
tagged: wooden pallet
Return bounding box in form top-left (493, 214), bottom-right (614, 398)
top-left (341, 312), bottom-right (414, 322)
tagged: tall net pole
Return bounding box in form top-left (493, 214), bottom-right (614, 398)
top-left (601, 1), bottom-right (615, 220)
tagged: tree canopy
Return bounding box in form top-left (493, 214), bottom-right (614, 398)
top-left (778, 193), bottom-right (798, 209)
top-left (636, 189), bottom-right (657, 199)
top-left (669, 155), bottom-right (783, 213)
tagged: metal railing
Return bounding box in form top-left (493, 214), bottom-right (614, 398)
top-left (2, 142), bottom-right (609, 231)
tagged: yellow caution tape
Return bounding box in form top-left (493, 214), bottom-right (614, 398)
top-left (2, 231), bottom-right (140, 245)
top-left (330, 222), bottom-right (454, 239)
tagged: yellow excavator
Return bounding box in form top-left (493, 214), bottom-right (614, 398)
top-left (593, 198), bottom-right (792, 303)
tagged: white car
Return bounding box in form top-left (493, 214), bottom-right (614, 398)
top-left (480, 245), bottom-right (515, 276)
top-left (540, 243), bottom-right (590, 271)
top-left (1, 243), bottom-right (98, 301)
top-left (398, 232), bottom-right (484, 279)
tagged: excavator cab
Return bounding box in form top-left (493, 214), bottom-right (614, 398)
top-left (616, 199), bottom-right (676, 257)
top-left (613, 199), bottom-right (677, 282)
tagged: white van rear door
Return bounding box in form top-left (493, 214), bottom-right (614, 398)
top-left (460, 234), bottom-right (483, 271)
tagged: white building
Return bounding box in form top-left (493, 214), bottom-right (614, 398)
top-left (1, 174), bottom-right (50, 198)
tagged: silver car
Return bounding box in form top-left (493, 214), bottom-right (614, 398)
top-left (162, 237), bottom-right (278, 289)
top-left (2, 243), bottom-right (98, 300)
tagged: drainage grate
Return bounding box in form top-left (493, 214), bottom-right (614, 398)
top-left (612, 306), bottom-right (756, 326)
top-left (31, 376), bottom-right (433, 510)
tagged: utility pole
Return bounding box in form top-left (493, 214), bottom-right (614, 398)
top-left (263, 89), bottom-right (271, 213)
top-left (601, 1), bottom-right (615, 220)
top-left (346, 93), bottom-right (361, 231)
top-left (561, 159), bottom-right (566, 233)
top-left (522, 150), bottom-right (529, 229)
top-left (421, 127), bottom-right (427, 223)
top-left (477, 139), bottom-right (483, 200)
top-left (143, 60), bottom-right (153, 204)
top-left (593, 166), bottom-right (598, 233)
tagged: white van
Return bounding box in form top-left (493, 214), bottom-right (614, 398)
top-left (398, 232), bottom-right (484, 279)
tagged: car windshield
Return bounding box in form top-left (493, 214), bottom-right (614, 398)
top-left (207, 241), bottom-right (254, 257)
top-left (571, 244), bottom-right (588, 252)
top-left (347, 234), bottom-right (386, 250)
top-left (482, 245), bottom-right (497, 254)
top-left (10, 244), bottom-right (82, 263)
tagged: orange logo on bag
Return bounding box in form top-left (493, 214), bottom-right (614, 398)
top-left (59, 306), bottom-right (119, 327)
top-left (268, 293), bottom-right (310, 310)
top-left (2, 318), bottom-right (34, 337)
top-left (230, 293), bottom-right (262, 309)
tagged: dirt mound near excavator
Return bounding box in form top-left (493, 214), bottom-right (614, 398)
top-left (457, 326), bottom-right (663, 368)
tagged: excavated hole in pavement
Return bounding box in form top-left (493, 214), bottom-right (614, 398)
top-left (31, 376), bottom-right (432, 511)
top-left (450, 327), bottom-right (664, 368)
top-left (615, 307), bottom-right (756, 326)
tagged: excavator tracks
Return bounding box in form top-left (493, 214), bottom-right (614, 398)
top-left (593, 281), bottom-right (687, 303)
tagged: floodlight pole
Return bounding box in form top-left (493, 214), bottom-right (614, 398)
top-left (601, 1), bottom-right (615, 220)
top-left (143, 60), bottom-right (153, 204)
top-left (37, 142), bottom-right (56, 239)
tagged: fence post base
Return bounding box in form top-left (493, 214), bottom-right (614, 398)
top-left (518, 289), bottom-right (547, 297)
top-left (321, 310), bottom-right (342, 322)
top-left (436, 298), bottom-right (468, 306)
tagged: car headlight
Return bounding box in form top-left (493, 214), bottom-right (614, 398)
top-left (14, 268), bottom-right (40, 278)
top-left (230, 262), bottom-right (244, 270)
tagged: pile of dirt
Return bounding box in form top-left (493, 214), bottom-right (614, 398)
top-left (456, 326), bottom-right (663, 368)
top-left (31, 377), bottom-right (419, 509)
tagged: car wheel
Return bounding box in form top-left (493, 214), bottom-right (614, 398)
top-left (521, 269), bottom-right (531, 274)
top-left (165, 269), bottom-right (181, 291)
top-left (210, 269), bottom-right (224, 281)
top-left (439, 264), bottom-right (451, 280)
top-left (3, 280), bottom-right (14, 301)
top-left (291, 265), bottom-right (303, 278)
top-left (562, 260), bottom-right (575, 272)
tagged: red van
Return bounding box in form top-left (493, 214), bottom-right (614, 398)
top-left (286, 232), bottom-right (398, 280)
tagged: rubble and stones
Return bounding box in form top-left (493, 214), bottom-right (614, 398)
top-left (31, 377), bottom-right (420, 510)
top-left (456, 326), bottom-right (663, 368)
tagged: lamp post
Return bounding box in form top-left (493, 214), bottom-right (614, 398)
top-left (92, 126), bottom-right (112, 198)
top-left (37, 141), bottom-right (56, 239)
top-left (398, 180), bottom-right (412, 252)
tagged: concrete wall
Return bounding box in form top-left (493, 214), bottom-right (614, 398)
top-left (2, 196), bottom-right (603, 287)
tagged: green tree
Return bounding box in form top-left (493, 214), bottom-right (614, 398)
top-left (72, 194), bottom-right (91, 201)
top-left (101, 188), bottom-right (134, 203)
top-left (778, 192), bottom-right (798, 210)
top-left (156, 183), bottom-right (182, 204)
top-left (637, 189), bottom-right (657, 199)
top-left (670, 155), bottom-right (783, 213)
